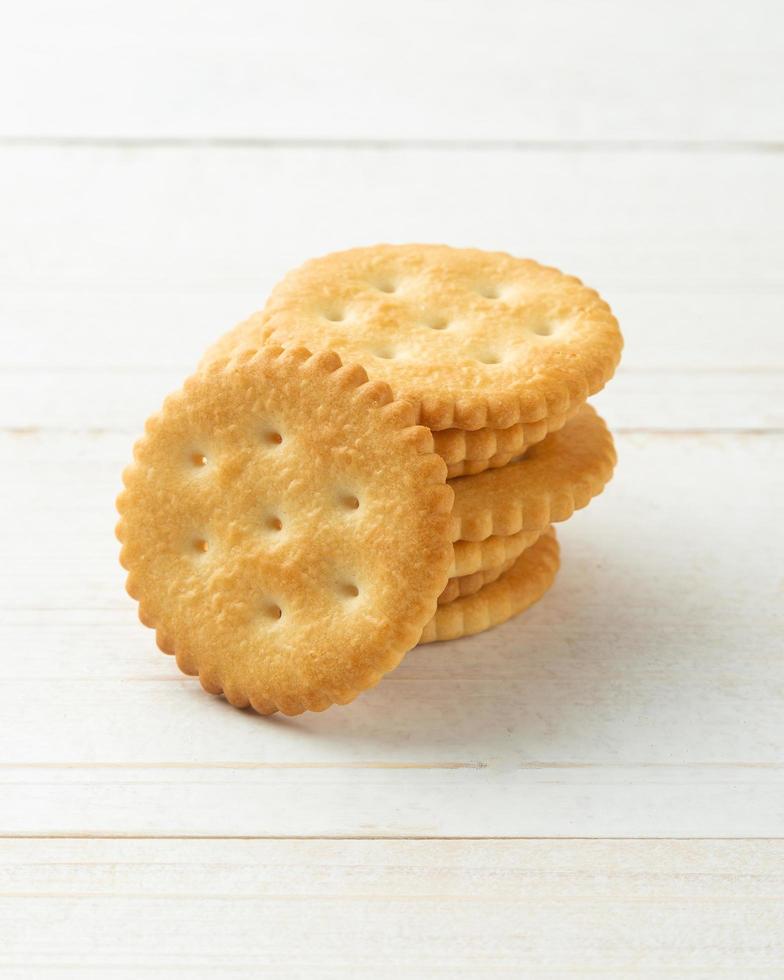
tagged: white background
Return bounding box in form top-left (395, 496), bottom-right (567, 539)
top-left (1, 1), bottom-right (783, 976)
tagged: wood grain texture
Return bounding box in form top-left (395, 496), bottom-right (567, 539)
top-left (0, 145), bottom-right (781, 437)
top-left (1, 146), bottom-right (782, 295)
top-left (1, 839), bottom-right (783, 978)
top-left (1, 0), bottom-right (782, 142)
top-left (1, 429), bottom-right (781, 836)
top-left (1, 1), bottom-right (783, 970)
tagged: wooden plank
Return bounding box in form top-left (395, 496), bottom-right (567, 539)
top-left (6, 288), bottom-right (784, 373)
top-left (1, 1), bottom-right (782, 141)
top-left (0, 146), bottom-right (782, 434)
top-left (1, 147), bottom-right (781, 294)
top-left (1, 430), bottom-right (781, 836)
top-left (2, 766), bottom-right (783, 840)
top-left (0, 840), bottom-right (782, 977)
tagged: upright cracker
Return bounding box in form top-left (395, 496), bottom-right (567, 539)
top-left (202, 245), bottom-right (622, 431)
top-left (448, 405), bottom-right (616, 542)
top-left (117, 346), bottom-right (454, 716)
top-left (421, 530), bottom-right (560, 643)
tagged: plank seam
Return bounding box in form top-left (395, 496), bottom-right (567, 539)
top-left (1, 834), bottom-right (782, 841)
top-left (2, 137), bottom-right (784, 153)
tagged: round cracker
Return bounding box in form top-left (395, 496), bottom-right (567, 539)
top-left (117, 345), bottom-right (454, 716)
top-left (202, 245), bottom-right (622, 431)
top-left (421, 530), bottom-right (560, 643)
top-left (448, 405), bottom-right (616, 542)
top-left (451, 527), bottom-right (541, 579)
top-left (446, 453), bottom-right (517, 478)
top-left (438, 557), bottom-right (516, 605)
top-left (434, 403), bottom-right (577, 472)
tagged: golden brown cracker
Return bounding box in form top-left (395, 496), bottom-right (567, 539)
top-left (421, 529), bottom-right (559, 643)
top-left (448, 405), bottom-right (616, 542)
top-left (117, 345), bottom-right (454, 715)
top-left (438, 557), bottom-right (516, 605)
top-left (445, 451), bottom-right (518, 479)
top-left (451, 527), bottom-right (542, 578)
top-left (203, 245), bottom-right (622, 431)
top-left (435, 403), bottom-right (577, 474)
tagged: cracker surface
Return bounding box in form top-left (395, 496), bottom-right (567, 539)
top-left (117, 346), bottom-right (454, 715)
top-left (203, 245), bottom-right (622, 431)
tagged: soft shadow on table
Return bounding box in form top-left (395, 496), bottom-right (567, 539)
top-left (211, 526), bottom-right (710, 761)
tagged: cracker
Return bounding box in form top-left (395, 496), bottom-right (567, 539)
top-left (421, 529), bottom-right (559, 643)
top-left (202, 245), bottom-right (623, 431)
top-left (435, 403), bottom-right (576, 471)
top-left (451, 527), bottom-right (541, 578)
top-left (202, 312), bottom-right (264, 370)
top-left (446, 451), bottom-right (516, 479)
top-left (204, 321), bottom-right (562, 476)
top-left (438, 557), bottom-right (516, 605)
top-left (448, 405), bottom-right (616, 542)
top-left (117, 345), bottom-right (454, 716)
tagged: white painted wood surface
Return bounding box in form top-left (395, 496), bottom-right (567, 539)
top-left (1, 0), bottom-right (782, 141)
top-left (1, 1), bottom-right (783, 975)
top-left (2, 426), bottom-right (782, 839)
top-left (1, 840), bottom-right (783, 978)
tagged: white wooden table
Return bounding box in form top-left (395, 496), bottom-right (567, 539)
top-left (1, 2), bottom-right (783, 976)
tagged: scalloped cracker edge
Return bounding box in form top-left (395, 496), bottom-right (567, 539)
top-left (438, 556), bottom-right (516, 605)
top-left (449, 405), bottom-right (616, 542)
top-left (201, 244), bottom-right (623, 432)
top-left (421, 529), bottom-right (560, 643)
top-left (117, 344), bottom-right (454, 716)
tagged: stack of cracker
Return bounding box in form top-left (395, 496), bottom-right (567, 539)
top-left (118, 245), bottom-right (621, 715)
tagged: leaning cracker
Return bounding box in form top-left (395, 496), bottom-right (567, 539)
top-left (117, 345), bottom-right (454, 716)
top-left (449, 405), bottom-right (616, 542)
top-left (421, 530), bottom-right (559, 643)
top-left (202, 245), bottom-right (622, 431)
top-left (438, 557), bottom-right (516, 605)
